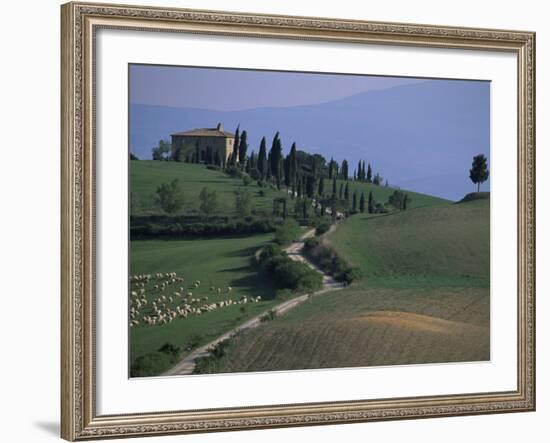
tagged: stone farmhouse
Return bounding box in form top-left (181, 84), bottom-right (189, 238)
top-left (171, 123), bottom-right (235, 164)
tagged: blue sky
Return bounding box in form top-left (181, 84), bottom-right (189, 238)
top-left (129, 64), bottom-right (423, 111)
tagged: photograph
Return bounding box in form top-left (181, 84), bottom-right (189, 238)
top-left (128, 64), bottom-right (491, 378)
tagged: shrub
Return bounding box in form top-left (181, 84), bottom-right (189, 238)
top-left (259, 243), bottom-right (282, 262)
top-left (225, 166), bottom-right (246, 179)
top-left (130, 342), bottom-right (180, 378)
top-left (274, 218), bottom-right (301, 245)
top-left (258, 189), bottom-right (266, 197)
top-left (242, 175), bottom-right (252, 186)
top-left (257, 243), bottom-right (322, 293)
top-left (210, 341), bottom-right (229, 359)
top-left (158, 342), bottom-right (179, 357)
top-left (303, 237), bottom-right (320, 252)
top-left (249, 168), bottom-right (261, 180)
top-left (302, 239), bottom-right (360, 284)
top-left (260, 310), bottom-right (277, 322)
top-left (130, 352), bottom-right (173, 377)
top-left (130, 217), bottom-right (276, 240)
top-left (315, 219), bottom-right (331, 236)
top-left (234, 188), bottom-right (252, 217)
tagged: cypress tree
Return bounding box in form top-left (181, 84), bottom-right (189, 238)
top-left (283, 154), bottom-right (291, 188)
top-left (306, 175), bottom-right (315, 198)
top-left (359, 192), bottom-right (366, 213)
top-left (270, 132), bottom-right (283, 189)
top-left (366, 163), bottom-right (373, 183)
top-left (289, 142), bottom-right (298, 196)
top-left (339, 183), bottom-right (343, 199)
top-left (238, 130), bottom-right (248, 165)
top-left (328, 157), bottom-right (334, 179)
top-left (341, 159), bottom-right (349, 180)
top-left (318, 175), bottom-right (325, 197)
top-left (233, 125), bottom-right (240, 163)
top-left (332, 176), bottom-right (337, 195)
top-left (368, 191), bottom-right (374, 214)
top-left (258, 137), bottom-right (267, 180)
top-left (353, 190), bottom-right (358, 211)
top-left (344, 182), bottom-right (350, 202)
top-left (249, 151), bottom-right (256, 170)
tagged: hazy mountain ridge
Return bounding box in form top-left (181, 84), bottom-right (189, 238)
top-left (130, 80), bottom-right (490, 200)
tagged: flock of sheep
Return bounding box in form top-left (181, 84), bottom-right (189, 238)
top-left (129, 272), bottom-right (261, 328)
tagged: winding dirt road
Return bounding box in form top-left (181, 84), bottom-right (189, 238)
top-left (163, 228), bottom-right (343, 376)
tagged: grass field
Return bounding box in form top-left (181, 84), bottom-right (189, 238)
top-left (130, 160), bottom-right (287, 215)
top-left (328, 198), bottom-right (490, 287)
top-left (193, 199), bottom-right (490, 374)
top-left (129, 233), bottom-right (279, 364)
top-left (196, 286), bottom-right (489, 373)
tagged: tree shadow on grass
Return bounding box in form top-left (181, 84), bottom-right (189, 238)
top-left (224, 245), bottom-right (262, 258)
top-left (227, 273), bottom-right (277, 300)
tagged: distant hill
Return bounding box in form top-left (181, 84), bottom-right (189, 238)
top-left (130, 80), bottom-right (490, 201)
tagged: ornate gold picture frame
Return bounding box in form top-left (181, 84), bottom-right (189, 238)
top-left (61, 1), bottom-right (535, 440)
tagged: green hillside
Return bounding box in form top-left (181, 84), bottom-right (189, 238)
top-left (328, 198), bottom-right (490, 287)
top-left (333, 178), bottom-right (450, 209)
top-left (130, 160), bottom-right (287, 215)
top-left (193, 198), bottom-right (490, 374)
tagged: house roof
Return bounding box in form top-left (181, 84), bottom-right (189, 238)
top-left (171, 128), bottom-right (235, 138)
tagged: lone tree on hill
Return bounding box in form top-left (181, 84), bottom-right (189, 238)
top-left (352, 190), bottom-right (358, 212)
top-left (156, 179), bottom-right (184, 214)
top-left (469, 154), bottom-right (489, 192)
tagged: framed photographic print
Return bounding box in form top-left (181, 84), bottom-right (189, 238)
top-left (61, 1), bottom-right (536, 440)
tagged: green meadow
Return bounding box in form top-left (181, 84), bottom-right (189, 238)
top-left (130, 160), bottom-right (288, 215)
top-left (193, 199), bottom-right (490, 374)
top-left (328, 198), bottom-right (490, 288)
top-left (129, 233), bottom-right (278, 363)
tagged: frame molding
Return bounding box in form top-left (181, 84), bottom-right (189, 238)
top-left (61, 2), bottom-right (536, 440)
